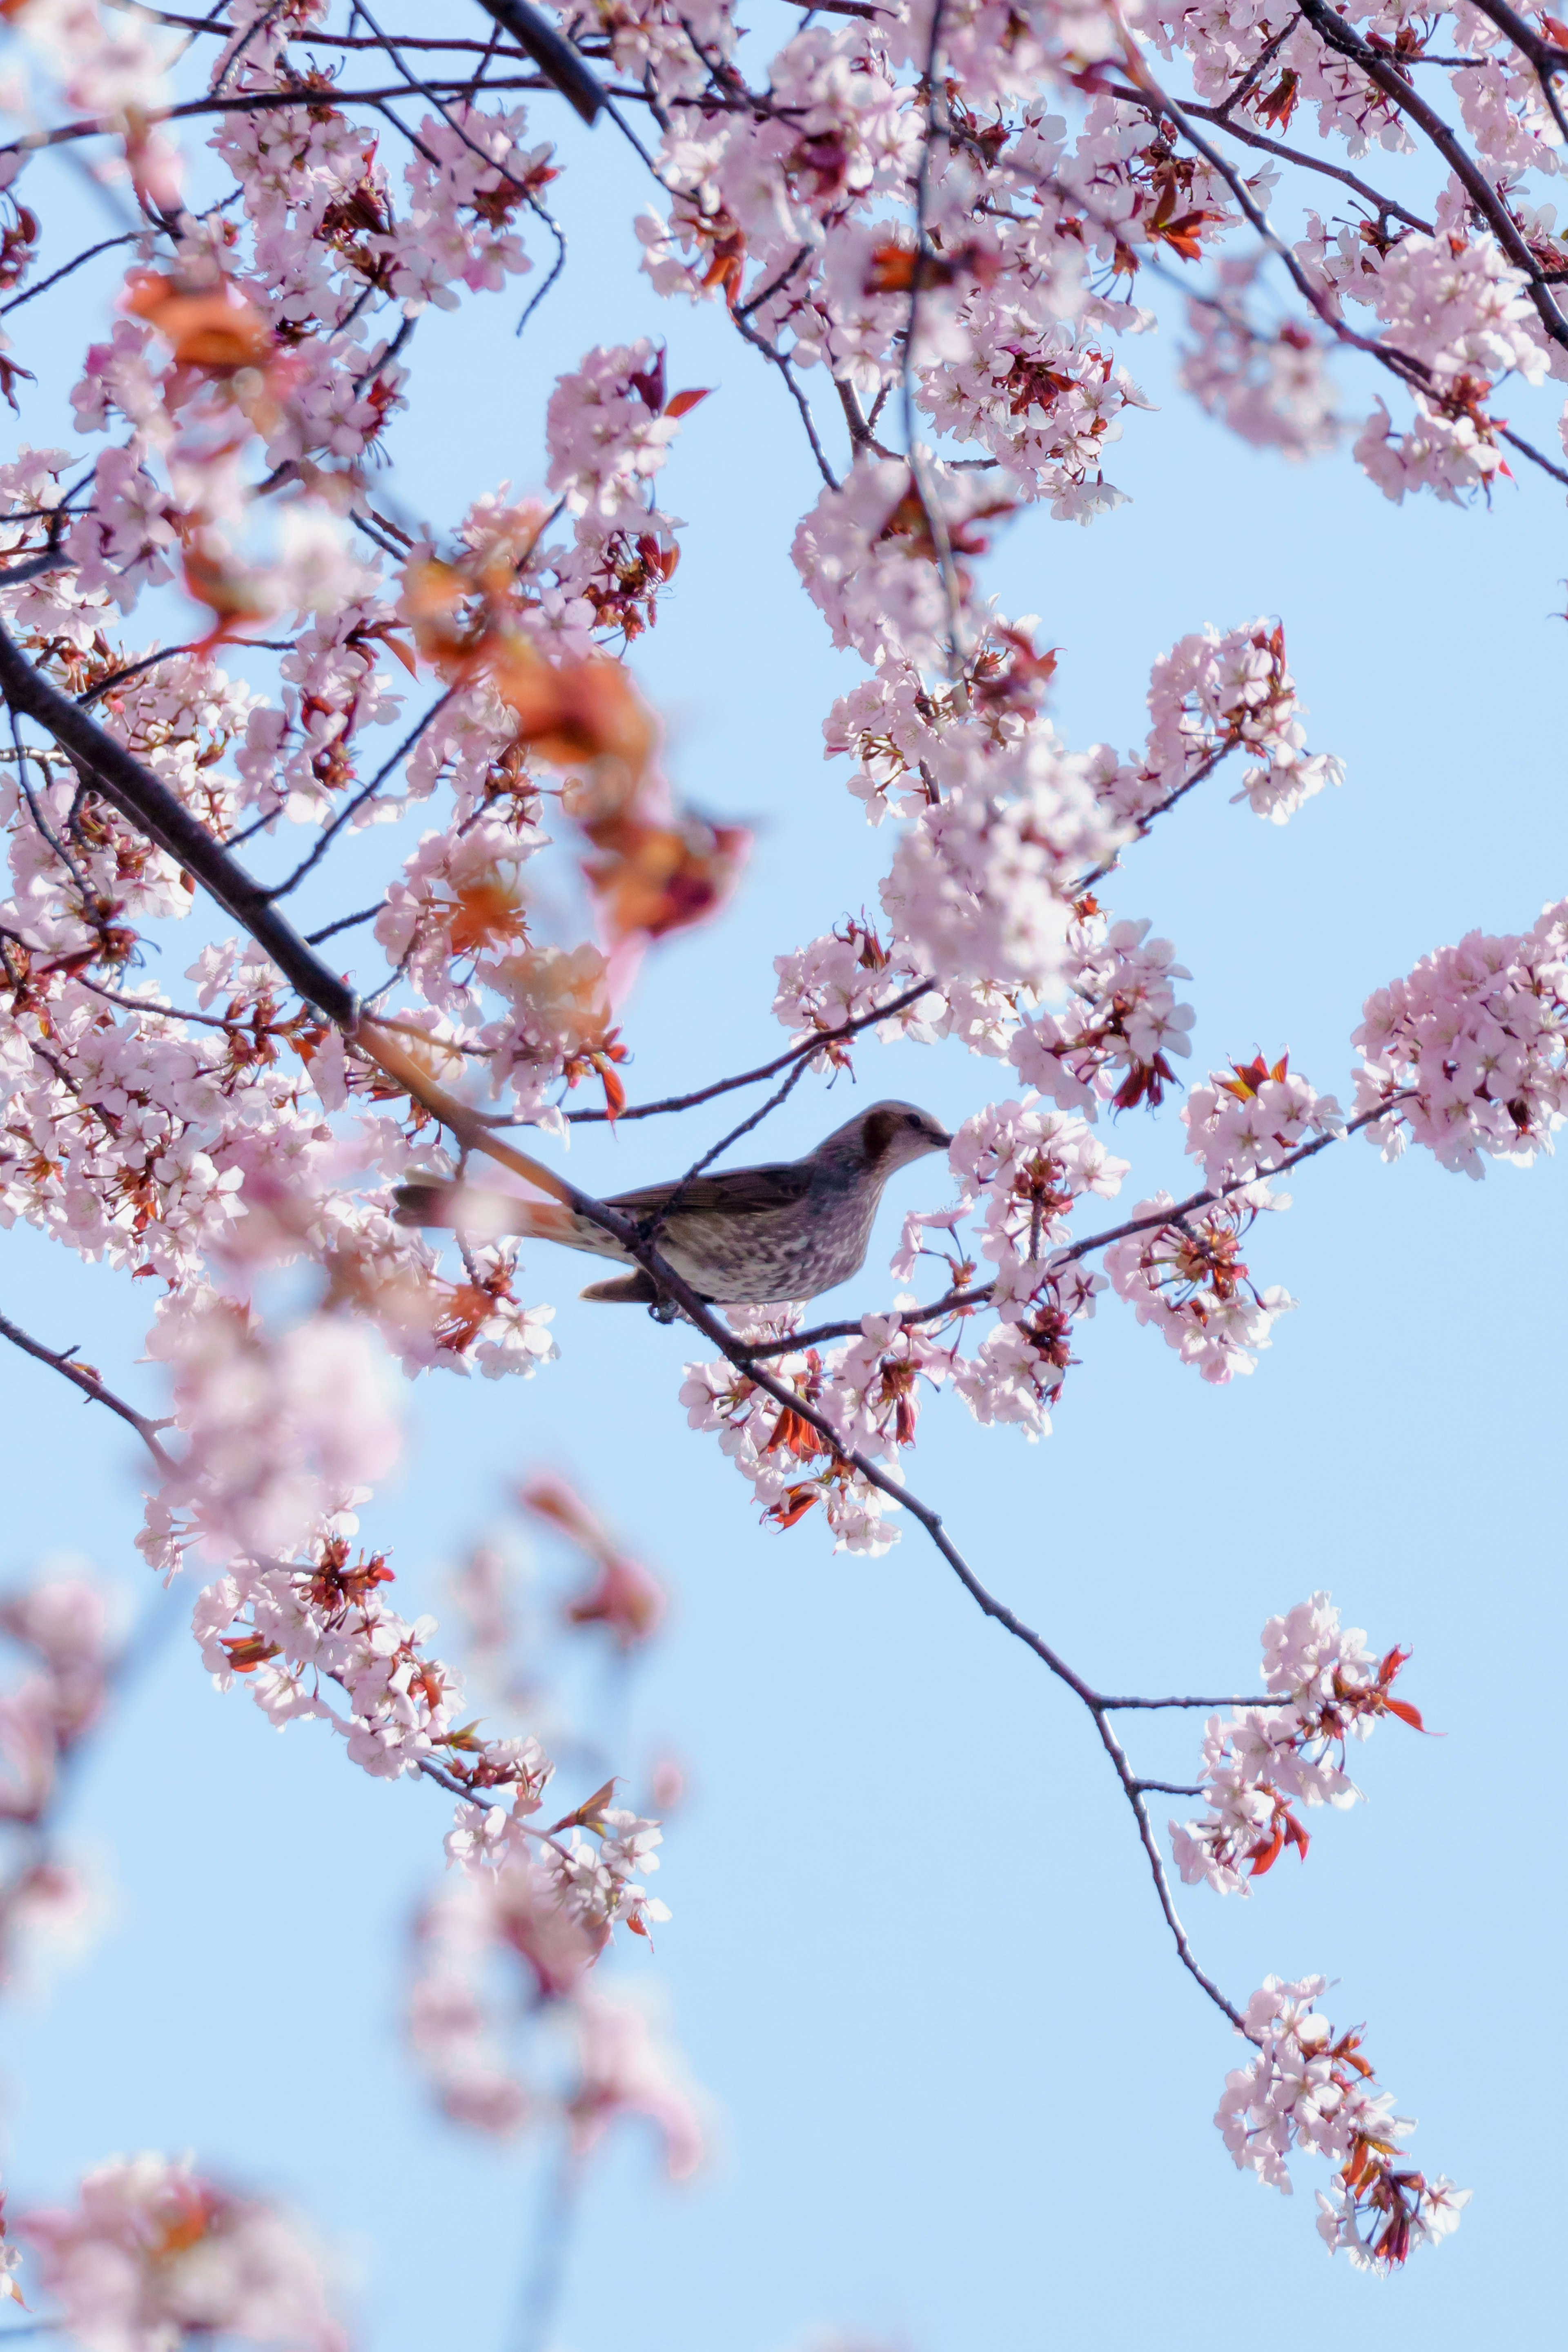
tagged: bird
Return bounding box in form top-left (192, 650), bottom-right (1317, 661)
top-left (392, 1099), bottom-right (952, 1309)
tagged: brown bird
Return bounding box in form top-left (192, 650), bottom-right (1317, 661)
top-left (392, 1099), bottom-right (952, 1308)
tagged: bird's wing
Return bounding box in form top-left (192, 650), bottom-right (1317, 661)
top-left (606, 1161), bottom-right (814, 1218)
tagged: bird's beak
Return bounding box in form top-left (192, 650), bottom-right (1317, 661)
top-left (933, 1128), bottom-right (953, 1149)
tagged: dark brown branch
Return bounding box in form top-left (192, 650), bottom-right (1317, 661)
top-left (728, 305), bottom-right (840, 488)
top-left (1209, 14), bottom-right (1300, 122)
top-left (1104, 1694), bottom-right (1284, 1711)
top-left (305, 903), bottom-right (384, 947)
top-left (471, 0), bottom-right (606, 125)
top-left (0, 77), bottom-right (652, 162)
top-left (1446, 0), bottom-right (1568, 143)
top-left (0, 230), bottom-right (143, 316)
top-left (70, 974), bottom-right (297, 1032)
top-left (0, 1308), bottom-right (174, 1472)
top-left (1107, 57), bottom-right (1568, 492)
top-left (77, 640), bottom-right (296, 707)
top-left (259, 688), bottom-right (459, 901)
top-left (1076, 740), bottom-right (1238, 894)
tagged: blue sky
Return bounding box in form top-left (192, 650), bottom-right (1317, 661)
top-left (0, 20), bottom-right (1564, 2352)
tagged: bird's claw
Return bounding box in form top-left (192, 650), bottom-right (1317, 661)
top-left (647, 1295), bottom-right (681, 1325)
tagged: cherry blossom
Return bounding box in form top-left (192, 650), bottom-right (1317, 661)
top-left (1171, 1592), bottom-right (1427, 1896)
top-left (1217, 1977), bottom-right (1468, 2272)
top-left (1106, 1186), bottom-right (1296, 1381)
top-left (1353, 898), bottom-right (1568, 1174)
top-left (1182, 1051), bottom-right (1344, 1188)
top-left (19, 2154), bottom-right (346, 2352)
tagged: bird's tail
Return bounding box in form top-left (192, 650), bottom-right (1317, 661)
top-left (577, 1271), bottom-right (659, 1304)
top-left (392, 1178), bottom-right (578, 1246)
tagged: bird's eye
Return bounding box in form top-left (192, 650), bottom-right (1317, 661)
top-left (905, 1112), bottom-right (920, 1128)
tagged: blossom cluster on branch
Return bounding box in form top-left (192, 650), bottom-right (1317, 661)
top-left (408, 1479), bottom-right (700, 2178)
top-left (1171, 1591), bottom-right (1426, 1895)
top-left (1219, 1977), bottom-right (1469, 2271)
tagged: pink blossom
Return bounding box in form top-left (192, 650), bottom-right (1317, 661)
top-left (20, 2154), bottom-right (346, 2352)
top-left (1106, 1186), bottom-right (1295, 1381)
top-left (1217, 1978), bottom-right (1467, 2270)
top-left (1172, 1592), bottom-right (1425, 1895)
top-left (1182, 1052), bottom-right (1343, 1188)
top-left (567, 1993), bottom-right (704, 2178)
top-left (1353, 899), bottom-right (1568, 1173)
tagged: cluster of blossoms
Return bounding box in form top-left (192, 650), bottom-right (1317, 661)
top-left (1011, 911), bottom-right (1195, 1114)
top-left (778, 607), bottom-right (1339, 1110)
top-left (1179, 263), bottom-right (1342, 459)
top-left (1298, 207), bottom-right (1552, 504)
top-left (1218, 1978), bottom-right (1469, 2271)
top-left (1105, 1184), bottom-right (1294, 1382)
top-left (1353, 898), bottom-right (1568, 1174)
top-left (409, 1866), bottom-right (698, 2169)
top-left (19, 2153), bottom-right (345, 2352)
top-left (679, 1317), bottom-right (912, 1555)
top-left (0, 1570), bottom-right (111, 1829)
top-left (1171, 1592), bottom-right (1426, 1895)
top-left (1105, 619), bottom-right (1346, 831)
top-left (408, 1479), bottom-right (699, 2175)
top-left (0, 1567), bottom-right (117, 1989)
top-left (1181, 1050), bottom-right (1344, 1188)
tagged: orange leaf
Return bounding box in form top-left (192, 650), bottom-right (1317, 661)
top-left (490, 640), bottom-right (656, 778)
top-left (765, 1485), bottom-right (820, 1529)
top-left (663, 386), bottom-right (711, 419)
top-left (597, 1057), bottom-right (626, 1119)
top-left (864, 242), bottom-right (917, 293)
top-left (1383, 1697), bottom-right (1427, 1731)
top-left (1247, 1820), bottom-right (1285, 1876)
top-left (548, 1775), bottom-right (619, 1833)
top-left (125, 269), bottom-right (274, 375)
top-left (580, 812), bottom-right (748, 945)
top-left (1255, 69), bottom-right (1300, 131)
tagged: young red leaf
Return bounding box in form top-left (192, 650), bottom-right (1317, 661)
top-left (1383, 1697), bottom-right (1427, 1730)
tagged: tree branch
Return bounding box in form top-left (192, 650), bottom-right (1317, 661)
top-left (564, 977), bottom-right (936, 1124)
top-left (0, 1308), bottom-right (174, 1472)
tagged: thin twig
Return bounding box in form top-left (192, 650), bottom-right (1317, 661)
top-left (259, 687), bottom-right (459, 901)
top-left (639, 1051), bottom-right (816, 1248)
top-left (565, 977), bottom-right (935, 1124)
top-left (0, 229), bottom-right (143, 315)
top-left (306, 902), bottom-right (384, 946)
top-left (0, 1309), bottom-right (175, 1471)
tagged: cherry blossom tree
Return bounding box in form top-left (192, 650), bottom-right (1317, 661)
top-left (0, 0), bottom-right (1561, 2334)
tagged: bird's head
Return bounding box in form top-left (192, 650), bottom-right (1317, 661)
top-left (834, 1099), bottom-right (953, 1175)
